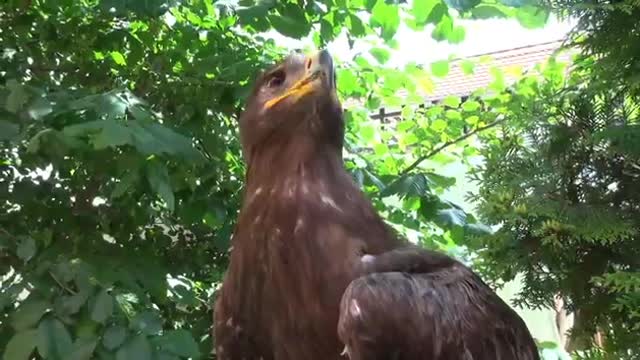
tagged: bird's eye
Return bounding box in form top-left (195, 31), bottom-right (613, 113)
top-left (267, 71), bottom-right (286, 88)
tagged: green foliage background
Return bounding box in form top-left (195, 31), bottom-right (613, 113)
top-left (0, 0), bottom-right (637, 359)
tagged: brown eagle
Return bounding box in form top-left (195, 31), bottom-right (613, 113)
top-left (213, 50), bottom-right (540, 360)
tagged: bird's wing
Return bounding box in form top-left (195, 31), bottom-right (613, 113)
top-left (337, 247), bottom-right (540, 360)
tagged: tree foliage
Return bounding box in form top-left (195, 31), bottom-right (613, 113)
top-left (466, 31), bottom-right (640, 360)
top-left (547, 0), bottom-right (640, 95)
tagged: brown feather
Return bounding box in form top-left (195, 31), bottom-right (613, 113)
top-left (213, 51), bottom-right (540, 360)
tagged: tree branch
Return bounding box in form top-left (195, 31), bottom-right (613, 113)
top-left (399, 116), bottom-right (506, 176)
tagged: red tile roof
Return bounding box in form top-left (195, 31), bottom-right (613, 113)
top-left (423, 39), bottom-right (570, 102)
top-left (344, 39), bottom-right (573, 113)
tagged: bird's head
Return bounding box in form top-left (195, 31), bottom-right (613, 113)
top-left (239, 49), bottom-right (344, 161)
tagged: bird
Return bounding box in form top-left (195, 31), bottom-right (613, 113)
top-left (212, 49), bottom-right (541, 360)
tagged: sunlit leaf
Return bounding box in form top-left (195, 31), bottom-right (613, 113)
top-left (461, 60), bottom-right (475, 75)
top-left (371, 0), bottom-right (400, 41)
top-left (431, 14), bottom-right (453, 41)
top-left (462, 100), bottom-right (481, 112)
top-left (445, 0), bottom-right (480, 11)
top-left (443, 96), bottom-right (461, 108)
top-left (412, 0), bottom-right (438, 24)
top-left (370, 47), bottom-right (391, 64)
top-left (471, 4), bottom-right (508, 19)
top-left (431, 60), bottom-right (450, 77)
top-left (110, 51), bottom-right (127, 66)
top-left (448, 25), bottom-right (465, 44)
top-left (515, 5), bottom-right (549, 29)
top-left (432, 119), bottom-right (448, 132)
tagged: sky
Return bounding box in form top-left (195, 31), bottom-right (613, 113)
top-left (268, 14), bottom-right (576, 67)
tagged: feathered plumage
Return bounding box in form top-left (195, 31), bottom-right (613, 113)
top-left (213, 50), bottom-right (540, 360)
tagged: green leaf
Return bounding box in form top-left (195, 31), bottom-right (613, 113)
top-left (425, 172), bottom-right (456, 188)
top-left (16, 237), bottom-right (36, 262)
top-left (373, 143), bottom-right (389, 156)
top-left (515, 5), bottom-right (549, 29)
top-left (462, 100), bottom-right (481, 112)
top-left (68, 338), bottom-right (98, 360)
top-left (431, 60), bottom-right (450, 77)
top-left (348, 14), bottom-right (366, 36)
top-left (337, 70), bottom-right (360, 96)
top-left (431, 14), bottom-right (453, 41)
top-left (268, 3), bottom-right (310, 38)
top-left (110, 51), bottom-right (127, 66)
top-left (371, 0), bottom-right (400, 41)
top-left (432, 119), bottom-right (448, 132)
top-left (370, 48), bottom-right (390, 64)
top-left (499, 0), bottom-right (536, 7)
top-left (461, 60), bottom-right (475, 75)
top-left (5, 79), bottom-right (29, 113)
top-left (93, 121), bottom-right (133, 150)
top-left (0, 120), bottom-right (19, 140)
top-left (154, 352), bottom-right (179, 360)
top-left (445, 0), bottom-right (480, 11)
top-left (55, 291), bottom-right (90, 316)
top-left (448, 25), bottom-right (465, 44)
top-left (103, 326), bottom-right (127, 351)
top-left (436, 208), bottom-right (467, 228)
top-left (147, 161), bottom-right (175, 211)
top-left (111, 171), bottom-right (139, 199)
top-left (90, 289), bottom-right (114, 323)
top-left (381, 174), bottom-right (431, 198)
top-left (537, 340), bottom-right (560, 349)
top-left (130, 311), bottom-right (163, 335)
top-left (465, 223), bottom-right (493, 236)
top-left (320, 18), bottom-right (335, 42)
top-left (426, 2), bottom-right (447, 24)
top-left (445, 109), bottom-right (462, 121)
top-left (156, 330), bottom-right (200, 358)
top-left (10, 299), bottom-right (50, 330)
top-left (115, 335), bottom-right (152, 360)
top-left (37, 317), bottom-right (73, 359)
top-left (471, 5), bottom-right (508, 19)
top-left (412, 0), bottom-right (438, 24)
top-left (75, 317), bottom-right (99, 340)
top-left (132, 122), bottom-right (203, 161)
top-left (3, 329), bottom-right (38, 360)
top-left (442, 96), bottom-right (461, 108)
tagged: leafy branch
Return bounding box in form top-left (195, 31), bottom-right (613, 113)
top-left (399, 116), bottom-right (506, 176)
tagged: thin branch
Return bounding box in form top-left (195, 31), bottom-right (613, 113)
top-left (399, 116), bottom-right (506, 176)
top-left (49, 271), bottom-right (77, 295)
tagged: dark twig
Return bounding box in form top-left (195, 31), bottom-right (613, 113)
top-left (49, 271), bottom-right (77, 295)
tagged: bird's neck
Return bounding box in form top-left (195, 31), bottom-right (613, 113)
top-left (245, 139), bottom-right (344, 191)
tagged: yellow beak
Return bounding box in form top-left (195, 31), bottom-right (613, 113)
top-left (264, 50), bottom-right (335, 109)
